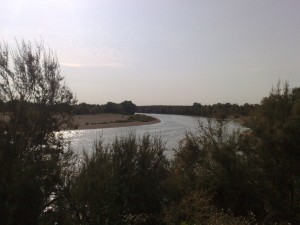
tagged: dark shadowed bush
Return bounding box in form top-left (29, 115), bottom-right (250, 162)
top-left (0, 40), bottom-right (76, 225)
top-left (68, 133), bottom-right (169, 225)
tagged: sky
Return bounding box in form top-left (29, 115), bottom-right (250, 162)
top-left (1, 0), bottom-right (300, 105)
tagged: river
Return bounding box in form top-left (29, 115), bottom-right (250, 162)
top-left (61, 114), bottom-right (242, 158)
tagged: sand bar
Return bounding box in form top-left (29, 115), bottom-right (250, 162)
top-left (71, 113), bottom-right (160, 130)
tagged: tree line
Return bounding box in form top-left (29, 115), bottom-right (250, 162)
top-left (137, 102), bottom-right (258, 118)
top-left (0, 100), bottom-right (137, 116)
top-left (73, 100), bottom-right (137, 115)
top-left (73, 101), bottom-right (257, 118)
top-left (1, 40), bottom-right (299, 225)
top-left (73, 101), bottom-right (258, 119)
top-left (1, 95), bottom-right (257, 119)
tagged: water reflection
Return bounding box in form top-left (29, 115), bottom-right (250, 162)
top-left (61, 114), bottom-right (242, 158)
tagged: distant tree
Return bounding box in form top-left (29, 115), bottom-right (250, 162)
top-left (73, 102), bottom-right (90, 114)
top-left (104, 101), bottom-right (121, 113)
top-left (0, 40), bottom-right (76, 225)
top-left (192, 102), bottom-right (202, 116)
top-left (121, 100), bottom-right (137, 115)
top-left (137, 103), bottom-right (257, 118)
top-left (73, 102), bottom-right (104, 114)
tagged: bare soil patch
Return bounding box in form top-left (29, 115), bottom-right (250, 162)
top-left (71, 113), bottom-right (160, 130)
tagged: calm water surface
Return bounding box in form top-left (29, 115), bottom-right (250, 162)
top-left (61, 114), bottom-right (241, 158)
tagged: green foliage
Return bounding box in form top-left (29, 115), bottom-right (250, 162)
top-left (0, 40), bottom-right (76, 225)
top-left (128, 114), bottom-right (155, 122)
top-left (249, 82), bottom-right (300, 223)
top-left (73, 100), bottom-right (137, 115)
top-left (164, 190), bottom-right (255, 225)
top-left (65, 131), bottom-right (256, 225)
top-left (114, 114), bottom-right (155, 123)
top-left (1, 45), bottom-right (299, 225)
top-left (170, 82), bottom-right (300, 224)
top-left (68, 133), bottom-right (169, 225)
top-left (137, 102), bottom-right (258, 118)
top-left (171, 119), bottom-right (264, 220)
top-left (121, 100), bottom-right (137, 115)
top-left (73, 102), bottom-right (104, 114)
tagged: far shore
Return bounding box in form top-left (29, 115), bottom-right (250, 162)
top-left (69, 113), bottom-right (160, 130)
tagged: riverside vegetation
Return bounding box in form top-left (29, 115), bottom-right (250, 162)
top-left (0, 40), bottom-right (299, 225)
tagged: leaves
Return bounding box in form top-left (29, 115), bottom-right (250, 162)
top-left (0, 40), bottom-right (76, 225)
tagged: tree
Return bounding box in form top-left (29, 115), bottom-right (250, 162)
top-left (121, 100), bottom-right (137, 115)
top-left (170, 82), bottom-right (300, 224)
top-left (172, 119), bottom-right (265, 220)
top-left (104, 101), bottom-right (121, 113)
top-left (163, 189), bottom-right (254, 225)
top-left (249, 82), bottom-right (300, 224)
top-left (0, 40), bottom-right (76, 225)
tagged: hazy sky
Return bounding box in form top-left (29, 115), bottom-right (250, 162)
top-left (1, 0), bottom-right (300, 105)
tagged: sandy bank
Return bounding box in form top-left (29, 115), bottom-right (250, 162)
top-left (71, 113), bottom-right (160, 130)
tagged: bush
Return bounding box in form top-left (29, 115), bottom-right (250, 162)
top-left (128, 114), bottom-right (155, 122)
top-left (68, 133), bottom-right (169, 225)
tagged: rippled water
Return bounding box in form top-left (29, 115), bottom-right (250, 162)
top-left (61, 114), bottom-right (242, 158)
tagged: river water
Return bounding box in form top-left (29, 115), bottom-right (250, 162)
top-left (61, 114), bottom-right (241, 158)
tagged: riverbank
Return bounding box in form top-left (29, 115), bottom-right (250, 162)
top-left (71, 113), bottom-right (160, 130)
top-left (227, 115), bottom-right (251, 127)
